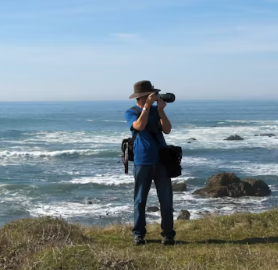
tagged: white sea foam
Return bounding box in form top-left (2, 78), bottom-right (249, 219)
top-left (142, 188), bottom-right (272, 222)
top-left (172, 177), bottom-right (196, 183)
top-left (12, 119), bottom-right (278, 150)
top-left (28, 202), bottom-right (132, 218)
top-left (1, 182), bottom-right (274, 224)
top-left (226, 120), bottom-right (278, 125)
top-left (0, 149), bottom-right (107, 158)
top-left (103, 120), bottom-right (127, 123)
top-left (68, 174), bottom-right (134, 185)
top-left (167, 123), bottom-right (278, 150)
top-left (0, 188), bottom-right (31, 206)
top-left (173, 191), bottom-right (270, 219)
top-left (181, 156), bottom-right (278, 176)
top-left (23, 131), bottom-right (127, 144)
top-left (226, 162), bottom-right (278, 176)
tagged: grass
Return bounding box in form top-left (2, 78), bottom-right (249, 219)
top-left (1, 209), bottom-right (278, 269)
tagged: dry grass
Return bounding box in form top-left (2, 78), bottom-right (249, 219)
top-left (1, 209), bottom-right (278, 269)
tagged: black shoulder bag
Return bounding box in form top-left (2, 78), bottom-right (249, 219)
top-left (159, 145), bottom-right (182, 178)
top-left (121, 106), bottom-right (140, 174)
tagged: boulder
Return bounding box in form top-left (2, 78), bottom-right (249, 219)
top-left (224, 135), bottom-right (244, 140)
top-left (193, 172), bottom-right (271, 198)
top-left (177, 210), bottom-right (190, 220)
top-left (172, 182), bottom-right (187, 192)
top-left (146, 206), bottom-right (159, 212)
top-left (206, 173), bottom-right (241, 187)
top-left (242, 179), bottom-right (271, 196)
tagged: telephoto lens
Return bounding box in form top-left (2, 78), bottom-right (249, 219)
top-left (159, 93), bottom-right (175, 103)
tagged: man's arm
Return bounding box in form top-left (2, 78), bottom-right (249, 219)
top-left (132, 109), bottom-right (149, 131)
top-left (157, 98), bottom-right (172, 134)
top-left (132, 93), bottom-right (157, 131)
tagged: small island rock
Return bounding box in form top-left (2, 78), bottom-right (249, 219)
top-left (254, 133), bottom-right (276, 137)
top-left (224, 135), bottom-right (244, 140)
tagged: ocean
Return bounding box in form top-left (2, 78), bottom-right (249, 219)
top-left (0, 100), bottom-right (278, 227)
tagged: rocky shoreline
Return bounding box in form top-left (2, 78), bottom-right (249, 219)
top-left (193, 172), bottom-right (271, 198)
top-left (146, 172), bottom-right (272, 220)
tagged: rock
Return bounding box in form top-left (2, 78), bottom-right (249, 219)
top-left (177, 210), bottom-right (190, 220)
top-left (146, 206), bottom-right (159, 212)
top-left (88, 201), bottom-right (93, 204)
top-left (194, 185), bottom-right (230, 197)
top-left (193, 172), bottom-right (271, 198)
top-left (224, 135), bottom-right (244, 140)
top-left (206, 172), bottom-right (241, 187)
top-left (188, 138), bottom-right (197, 141)
top-left (242, 179), bottom-right (271, 196)
top-left (254, 133), bottom-right (276, 137)
top-left (172, 182), bottom-right (187, 192)
top-left (197, 210), bottom-right (211, 218)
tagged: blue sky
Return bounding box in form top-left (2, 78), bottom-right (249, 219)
top-left (0, 0), bottom-right (278, 101)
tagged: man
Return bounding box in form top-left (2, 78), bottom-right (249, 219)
top-left (125, 80), bottom-right (176, 245)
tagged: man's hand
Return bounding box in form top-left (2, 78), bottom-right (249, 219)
top-left (145, 92), bottom-right (158, 107)
top-left (157, 95), bottom-right (171, 134)
top-left (157, 95), bottom-right (167, 110)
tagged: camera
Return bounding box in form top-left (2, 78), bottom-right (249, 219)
top-left (158, 93), bottom-right (175, 103)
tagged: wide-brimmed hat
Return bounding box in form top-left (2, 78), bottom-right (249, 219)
top-left (129, 80), bottom-right (161, 99)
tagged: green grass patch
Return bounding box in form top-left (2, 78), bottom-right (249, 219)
top-left (1, 209), bottom-right (278, 269)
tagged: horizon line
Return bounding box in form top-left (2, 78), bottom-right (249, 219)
top-left (0, 98), bottom-right (278, 102)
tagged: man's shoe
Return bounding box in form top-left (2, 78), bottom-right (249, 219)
top-left (161, 236), bottom-right (175, 245)
top-left (133, 236), bottom-right (145, 245)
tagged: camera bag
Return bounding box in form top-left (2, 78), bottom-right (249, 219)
top-left (121, 106), bottom-right (140, 174)
top-left (159, 145), bottom-right (182, 178)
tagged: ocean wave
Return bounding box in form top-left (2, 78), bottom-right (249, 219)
top-left (173, 190), bottom-right (270, 219)
top-left (22, 131), bottom-right (127, 144)
top-left (0, 149), bottom-right (116, 158)
top-left (181, 156), bottom-right (278, 176)
top-left (28, 202), bottom-right (131, 218)
top-left (68, 174), bottom-right (134, 186)
top-left (226, 120), bottom-right (278, 125)
top-left (0, 188), bottom-right (31, 206)
top-left (103, 120), bottom-right (127, 123)
top-left (5, 121), bottom-right (277, 150)
top-left (167, 124), bottom-right (278, 150)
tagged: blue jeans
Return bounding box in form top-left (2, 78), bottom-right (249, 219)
top-left (132, 163), bottom-right (176, 238)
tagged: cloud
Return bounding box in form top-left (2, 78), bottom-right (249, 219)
top-left (110, 33), bottom-right (145, 44)
top-left (112, 33), bottom-right (138, 39)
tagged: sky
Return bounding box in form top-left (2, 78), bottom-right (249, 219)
top-left (0, 0), bottom-right (278, 101)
